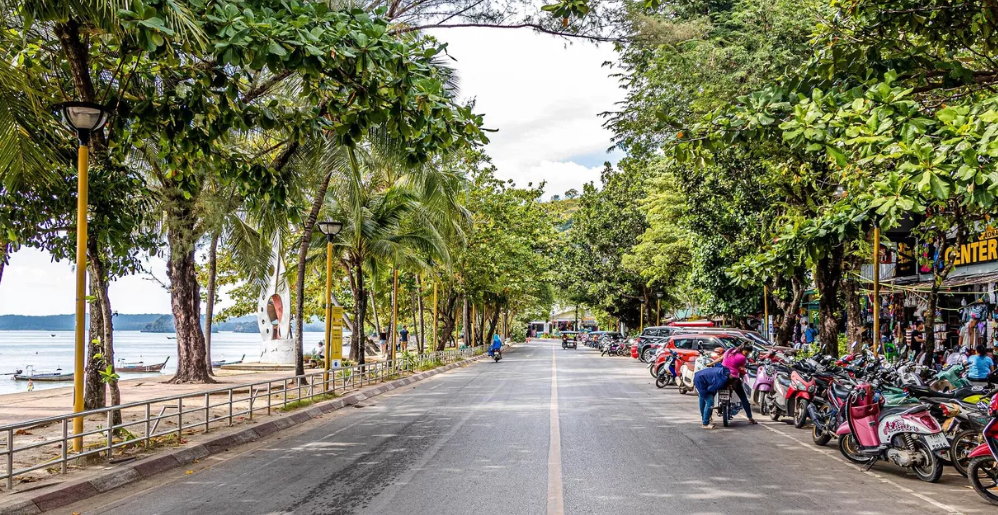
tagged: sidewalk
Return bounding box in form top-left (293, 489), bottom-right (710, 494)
top-left (0, 369), bottom-right (301, 427)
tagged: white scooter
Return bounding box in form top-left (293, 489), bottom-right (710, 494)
top-left (677, 351), bottom-right (713, 394)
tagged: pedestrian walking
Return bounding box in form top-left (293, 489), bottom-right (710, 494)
top-left (399, 325), bottom-right (409, 352)
top-left (693, 364), bottom-right (730, 429)
top-left (379, 330), bottom-right (388, 355)
top-left (800, 320), bottom-right (816, 350)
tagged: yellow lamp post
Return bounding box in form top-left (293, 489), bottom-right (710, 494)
top-left (54, 101), bottom-right (112, 452)
top-left (317, 221), bottom-right (342, 385)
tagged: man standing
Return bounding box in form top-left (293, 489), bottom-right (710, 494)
top-left (399, 325), bottom-right (409, 352)
top-left (693, 364), bottom-right (730, 429)
top-left (800, 320), bottom-right (816, 349)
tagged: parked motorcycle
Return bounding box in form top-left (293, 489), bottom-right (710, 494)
top-left (766, 361), bottom-right (816, 428)
top-left (655, 349), bottom-right (678, 388)
top-left (967, 393), bottom-right (998, 505)
top-left (835, 383), bottom-right (947, 482)
top-left (714, 386), bottom-right (742, 427)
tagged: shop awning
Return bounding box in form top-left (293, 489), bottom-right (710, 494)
top-left (870, 271), bottom-right (998, 292)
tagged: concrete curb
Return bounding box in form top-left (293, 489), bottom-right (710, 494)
top-left (0, 354), bottom-right (486, 515)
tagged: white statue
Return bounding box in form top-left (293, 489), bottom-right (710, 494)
top-left (258, 239), bottom-right (295, 364)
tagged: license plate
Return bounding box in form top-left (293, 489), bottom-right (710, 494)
top-left (924, 433), bottom-right (949, 451)
top-left (717, 390), bottom-right (731, 401)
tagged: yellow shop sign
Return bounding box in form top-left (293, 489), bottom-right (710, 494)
top-left (949, 228), bottom-right (998, 267)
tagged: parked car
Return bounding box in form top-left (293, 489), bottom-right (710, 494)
top-left (633, 326), bottom-right (684, 362)
top-left (651, 333), bottom-right (741, 376)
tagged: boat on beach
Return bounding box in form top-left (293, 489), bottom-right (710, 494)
top-left (212, 354), bottom-right (245, 367)
top-left (116, 356), bottom-right (170, 373)
top-left (14, 367), bottom-right (74, 382)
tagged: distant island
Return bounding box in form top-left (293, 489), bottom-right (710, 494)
top-left (0, 314), bottom-right (326, 332)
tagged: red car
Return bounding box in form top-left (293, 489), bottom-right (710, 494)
top-left (650, 333), bottom-right (743, 376)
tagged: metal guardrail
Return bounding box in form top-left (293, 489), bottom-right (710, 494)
top-left (1, 347), bottom-right (485, 490)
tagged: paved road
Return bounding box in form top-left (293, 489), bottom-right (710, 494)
top-left (62, 340), bottom-right (991, 514)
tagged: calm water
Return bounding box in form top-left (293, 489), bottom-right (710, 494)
top-left (0, 331), bottom-right (348, 395)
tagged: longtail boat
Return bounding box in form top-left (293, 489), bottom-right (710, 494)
top-left (116, 357), bottom-right (170, 373)
top-left (212, 354), bottom-right (245, 367)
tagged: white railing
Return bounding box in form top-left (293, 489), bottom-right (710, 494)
top-left (1, 347), bottom-right (484, 491)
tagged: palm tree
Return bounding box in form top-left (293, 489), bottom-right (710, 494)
top-left (323, 145), bottom-right (454, 364)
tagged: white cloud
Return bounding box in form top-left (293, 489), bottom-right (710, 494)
top-left (524, 160), bottom-right (604, 199)
top-left (1, 28), bottom-right (623, 315)
top-left (430, 28), bottom-right (624, 190)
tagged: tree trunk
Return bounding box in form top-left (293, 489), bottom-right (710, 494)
top-left (485, 304), bottom-right (500, 347)
top-left (349, 259), bottom-right (368, 365)
top-left (167, 198), bottom-right (214, 384)
top-left (773, 276), bottom-right (804, 348)
top-left (814, 247), bottom-right (845, 357)
top-left (203, 231), bottom-right (220, 373)
top-left (87, 243), bottom-right (121, 425)
top-left (923, 231), bottom-right (964, 365)
top-left (294, 171), bottom-right (334, 376)
top-left (84, 259), bottom-right (106, 411)
top-left (437, 294), bottom-right (456, 351)
top-left (370, 279), bottom-right (382, 338)
top-left (415, 276), bottom-right (426, 353)
top-left (842, 275), bottom-right (864, 353)
top-left (462, 296), bottom-right (469, 347)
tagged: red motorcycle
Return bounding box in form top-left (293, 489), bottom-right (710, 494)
top-left (766, 361), bottom-right (817, 428)
top-left (967, 393), bottom-right (998, 505)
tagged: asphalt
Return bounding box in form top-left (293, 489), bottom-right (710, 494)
top-left (58, 340), bottom-right (994, 515)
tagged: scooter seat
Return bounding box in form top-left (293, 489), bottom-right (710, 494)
top-left (777, 375), bottom-right (791, 387)
top-left (830, 383), bottom-right (851, 399)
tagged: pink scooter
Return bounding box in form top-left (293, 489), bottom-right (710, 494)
top-left (835, 383), bottom-right (948, 482)
top-left (750, 362), bottom-right (776, 414)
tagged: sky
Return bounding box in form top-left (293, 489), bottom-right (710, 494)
top-left (0, 29), bottom-right (624, 316)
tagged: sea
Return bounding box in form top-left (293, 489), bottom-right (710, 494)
top-left (0, 330), bottom-right (350, 395)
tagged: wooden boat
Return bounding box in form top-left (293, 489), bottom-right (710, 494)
top-left (14, 367), bottom-right (74, 382)
top-left (116, 357), bottom-right (169, 373)
top-left (1, 369), bottom-right (22, 376)
top-left (212, 354), bottom-right (245, 367)
top-left (166, 336), bottom-right (177, 340)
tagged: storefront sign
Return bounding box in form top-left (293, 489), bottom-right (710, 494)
top-left (949, 228), bottom-right (998, 267)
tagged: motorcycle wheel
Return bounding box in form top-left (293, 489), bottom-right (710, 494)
top-left (910, 439), bottom-right (943, 483)
top-left (767, 398), bottom-right (781, 422)
top-left (656, 375), bottom-right (670, 388)
top-left (794, 399), bottom-right (810, 429)
top-left (678, 384), bottom-right (688, 395)
top-left (812, 423), bottom-right (832, 446)
top-left (722, 402), bottom-right (730, 427)
top-left (951, 429), bottom-right (982, 478)
top-left (968, 456), bottom-right (998, 506)
top-left (494, 355), bottom-right (501, 362)
top-left (838, 433), bottom-right (876, 465)
top-left (649, 364), bottom-right (658, 378)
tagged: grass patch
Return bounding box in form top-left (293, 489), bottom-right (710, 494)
top-left (278, 392), bottom-right (338, 412)
top-left (416, 359), bottom-right (444, 371)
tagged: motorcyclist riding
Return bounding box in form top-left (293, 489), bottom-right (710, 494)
top-left (489, 334), bottom-right (503, 360)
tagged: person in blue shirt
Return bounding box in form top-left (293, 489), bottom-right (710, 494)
top-left (488, 334), bottom-right (503, 358)
top-left (968, 345), bottom-right (995, 381)
top-left (694, 365), bottom-right (730, 429)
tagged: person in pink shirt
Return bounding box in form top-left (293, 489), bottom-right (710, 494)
top-left (721, 343), bottom-right (757, 425)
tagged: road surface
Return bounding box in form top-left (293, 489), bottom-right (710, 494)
top-left (61, 339), bottom-right (990, 514)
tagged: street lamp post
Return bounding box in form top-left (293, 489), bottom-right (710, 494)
top-left (317, 221), bottom-right (342, 383)
top-left (656, 293), bottom-right (663, 326)
top-left (54, 101), bottom-right (112, 452)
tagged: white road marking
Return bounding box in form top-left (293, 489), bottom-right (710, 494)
top-left (760, 422), bottom-right (966, 514)
top-left (548, 345), bottom-right (565, 515)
